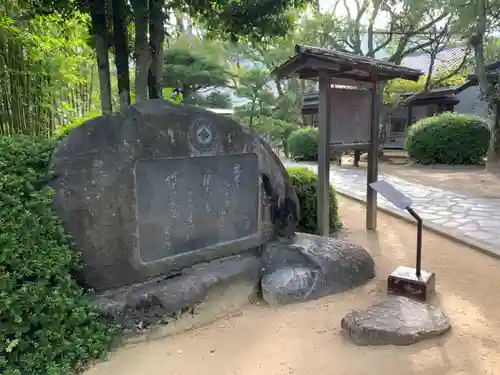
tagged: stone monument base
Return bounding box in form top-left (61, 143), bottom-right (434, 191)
top-left (341, 296), bottom-right (451, 346)
top-left (92, 233), bottom-right (375, 342)
top-left (93, 252), bottom-right (261, 343)
top-left (387, 265), bottom-right (436, 302)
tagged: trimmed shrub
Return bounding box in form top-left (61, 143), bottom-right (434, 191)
top-left (405, 112), bottom-right (490, 165)
top-left (0, 136), bottom-right (116, 375)
top-left (286, 166), bottom-right (342, 234)
top-left (288, 126), bottom-right (341, 162)
top-left (288, 126), bottom-right (318, 161)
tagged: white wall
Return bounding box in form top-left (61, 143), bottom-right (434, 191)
top-left (455, 86), bottom-right (491, 123)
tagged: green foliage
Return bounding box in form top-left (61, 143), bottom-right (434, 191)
top-left (286, 166), bottom-right (341, 234)
top-left (55, 111), bottom-right (101, 139)
top-left (484, 36), bottom-right (500, 65)
top-left (203, 92), bottom-right (232, 108)
top-left (162, 45), bottom-right (230, 102)
top-left (288, 126), bottom-right (341, 161)
top-left (405, 112), bottom-right (490, 165)
top-left (177, 0), bottom-right (305, 43)
top-left (272, 79), bottom-right (303, 124)
top-left (0, 136), bottom-right (117, 375)
top-left (234, 68), bottom-right (275, 127)
top-left (230, 9), bottom-right (352, 146)
top-left (163, 87), bottom-right (184, 105)
top-left (245, 115), bottom-right (298, 155)
top-left (0, 11), bottom-right (99, 136)
top-left (384, 71), bottom-right (467, 105)
top-left (288, 126), bottom-right (318, 161)
top-left (55, 89), bottom-right (185, 142)
top-left (294, 9), bottom-right (348, 51)
top-left (267, 118), bottom-right (299, 155)
top-left (235, 68), bottom-right (274, 107)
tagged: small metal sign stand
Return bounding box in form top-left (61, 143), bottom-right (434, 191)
top-left (369, 180), bottom-right (436, 301)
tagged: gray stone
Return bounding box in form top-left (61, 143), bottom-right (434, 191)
top-left (451, 206), bottom-right (467, 213)
top-left (436, 211), bottom-right (453, 217)
top-left (478, 220), bottom-right (500, 228)
top-left (261, 267), bottom-right (320, 305)
top-left (466, 231), bottom-right (495, 240)
top-left (441, 221), bottom-right (460, 228)
top-left (431, 218), bottom-right (449, 225)
top-left (92, 253), bottom-right (261, 331)
top-left (458, 223), bottom-right (479, 231)
top-left (468, 210), bottom-right (490, 216)
top-left (420, 213), bottom-right (441, 220)
top-left (341, 297), bottom-right (451, 346)
top-left (51, 100), bottom-right (298, 290)
top-left (260, 233), bottom-right (375, 305)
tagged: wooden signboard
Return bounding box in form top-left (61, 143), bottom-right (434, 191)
top-left (329, 87), bottom-right (372, 145)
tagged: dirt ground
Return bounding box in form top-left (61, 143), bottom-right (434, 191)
top-left (84, 197), bottom-right (500, 375)
top-left (347, 152), bottom-right (500, 199)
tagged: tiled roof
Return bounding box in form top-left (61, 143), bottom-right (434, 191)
top-left (400, 45), bottom-right (466, 74)
top-left (272, 45), bottom-right (422, 82)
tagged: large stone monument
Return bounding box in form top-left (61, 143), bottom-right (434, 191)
top-left (51, 100), bottom-right (375, 338)
top-left (52, 100), bottom-right (298, 290)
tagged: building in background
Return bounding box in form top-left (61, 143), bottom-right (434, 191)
top-left (301, 46), bottom-right (499, 149)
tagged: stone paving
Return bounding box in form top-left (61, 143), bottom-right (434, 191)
top-left (284, 161), bottom-right (500, 253)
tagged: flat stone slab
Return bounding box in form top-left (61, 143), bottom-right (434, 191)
top-left (261, 233), bottom-right (375, 305)
top-left (341, 296), bottom-right (451, 346)
top-left (93, 253), bottom-right (260, 333)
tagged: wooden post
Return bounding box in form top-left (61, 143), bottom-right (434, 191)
top-left (407, 105), bottom-right (413, 129)
top-left (353, 151), bottom-right (361, 167)
top-left (317, 70), bottom-right (331, 236)
top-left (366, 81), bottom-right (380, 230)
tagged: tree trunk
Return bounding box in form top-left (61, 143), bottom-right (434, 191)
top-left (175, 12), bottom-right (184, 33)
top-left (131, 0), bottom-right (151, 102)
top-left (471, 0), bottom-right (500, 172)
top-left (186, 18), bottom-right (194, 44)
top-left (148, 0), bottom-right (165, 99)
top-left (90, 0), bottom-right (113, 114)
top-left (423, 51), bottom-right (437, 92)
top-left (112, 0), bottom-right (131, 110)
top-left (487, 100), bottom-right (500, 172)
top-left (283, 140), bottom-right (289, 157)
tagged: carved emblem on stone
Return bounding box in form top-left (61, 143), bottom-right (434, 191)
top-left (189, 118), bottom-right (217, 151)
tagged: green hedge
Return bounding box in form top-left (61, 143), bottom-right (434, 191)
top-left (405, 112), bottom-right (490, 165)
top-left (0, 136), bottom-right (116, 375)
top-left (286, 166), bottom-right (341, 234)
top-left (288, 126), bottom-right (341, 162)
top-left (288, 126), bottom-right (318, 161)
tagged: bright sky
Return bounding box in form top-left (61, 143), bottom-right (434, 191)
top-left (317, 0), bottom-right (391, 57)
top-left (319, 0), bottom-right (389, 28)
top-left (319, 0), bottom-right (345, 13)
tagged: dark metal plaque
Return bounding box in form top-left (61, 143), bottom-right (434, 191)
top-left (135, 153), bottom-right (259, 263)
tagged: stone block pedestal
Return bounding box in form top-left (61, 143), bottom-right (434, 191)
top-left (387, 265), bottom-right (435, 302)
